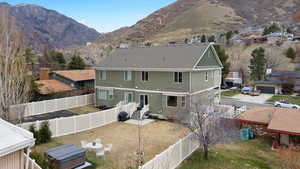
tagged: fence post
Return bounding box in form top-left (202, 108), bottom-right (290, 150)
top-left (55, 118), bottom-right (58, 137)
top-left (89, 113), bottom-right (92, 129)
top-left (74, 116), bottom-right (77, 134)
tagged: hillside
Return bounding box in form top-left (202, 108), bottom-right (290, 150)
top-left (104, 0), bottom-right (300, 43)
top-left (0, 3), bottom-right (102, 50)
top-left (63, 0), bottom-right (300, 65)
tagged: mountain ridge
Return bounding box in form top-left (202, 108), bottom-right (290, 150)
top-left (0, 2), bottom-right (102, 50)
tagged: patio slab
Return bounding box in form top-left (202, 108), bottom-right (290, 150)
top-left (125, 119), bottom-right (155, 126)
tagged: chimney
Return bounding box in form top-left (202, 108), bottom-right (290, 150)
top-left (39, 68), bottom-right (50, 80)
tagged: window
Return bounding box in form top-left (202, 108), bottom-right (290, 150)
top-left (167, 96), bottom-right (177, 107)
top-left (174, 72), bottom-right (183, 83)
top-left (125, 92), bottom-right (133, 104)
top-left (205, 72), bottom-right (208, 81)
top-left (181, 96), bottom-right (186, 107)
top-left (141, 71), bottom-right (149, 81)
top-left (124, 71), bottom-right (132, 81)
top-left (140, 95), bottom-right (149, 107)
top-left (97, 89), bottom-right (113, 100)
top-left (99, 71), bottom-right (107, 80)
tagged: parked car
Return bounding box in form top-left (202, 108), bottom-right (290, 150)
top-left (274, 101), bottom-right (300, 109)
top-left (249, 90), bottom-right (261, 96)
top-left (229, 87), bottom-right (239, 90)
top-left (241, 86), bottom-right (253, 94)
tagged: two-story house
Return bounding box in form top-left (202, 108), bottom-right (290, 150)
top-left (94, 43), bottom-right (223, 117)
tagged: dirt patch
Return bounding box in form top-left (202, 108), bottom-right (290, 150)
top-left (35, 121), bottom-right (189, 169)
top-left (68, 104), bottom-right (101, 115)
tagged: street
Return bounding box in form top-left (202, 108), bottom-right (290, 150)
top-left (220, 98), bottom-right (272, 108)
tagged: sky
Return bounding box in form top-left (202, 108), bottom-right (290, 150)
top-left (6, 0), bottom-right (176, 33)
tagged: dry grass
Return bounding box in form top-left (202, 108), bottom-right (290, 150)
top-left (179, 137), bottom-right (282, 169)
top-left (33, 121), bottom-right (189, 169)
top-left (68, 104), bottom-right (101, 115)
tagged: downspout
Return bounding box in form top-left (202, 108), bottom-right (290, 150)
top-left (189, 72), bottom-right (192, 109)
top-left (25, 147), bottom-right (31, 169)
top-left (219, 69), bottom-right (222, 104)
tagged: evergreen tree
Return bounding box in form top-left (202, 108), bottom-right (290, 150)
top-left (68, 55), bottom-right (86, 70)
top-left (201, 35), bottom-right (206, 43)
top-left (38, 121), bottom-right (52, 144)
top-left (249, 47), bottom-right (266, 80)
top-left (208, 35), bottom-right (215, 42)
top-left (262, 23), bottom-right (281, 35)
top-left (213, 45), bottom-right (230, 83)
top-left (286, 47), bottom-right (296, 60)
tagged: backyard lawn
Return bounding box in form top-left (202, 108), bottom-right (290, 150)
top-left (68, 104), bottom-right (101, 115)
top-left (221, 90), bottom-right (241, 97)
top-left (33, 121), bottom-right (189, 169)
top-left (179, 137), bottom-right (282, 169)
top-left (265, 95), bottom-right (300, 105)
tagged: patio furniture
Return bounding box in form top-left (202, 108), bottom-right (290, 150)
top-left (46, 144), bottom-right (86, 169)
top-left (104, 144), bottom-right (113, 152)
top-left (96, 149), bottom-right (105, 157)
top-left (81, 141), bottom-right (89, 149)
top-left (86, 142), bottom-right (103, 150)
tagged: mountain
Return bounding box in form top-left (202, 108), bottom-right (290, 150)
top-left (0, 3), bottom-right (102, 50)
top-left (105, 0), bottom-right (300, 43)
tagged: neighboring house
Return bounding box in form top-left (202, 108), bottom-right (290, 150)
top-left (237, 107), bottom-right (300, 146)
top-left (94, 43), bottom-right (223, 117)
top-left (35, 68), bottom-right (95, 95)
top-left (224, 72), bottom-right (243, 87)
top-left (0, 119), bottom-right (36, 169)
top-left (254, 71), bottom-right (300, 94)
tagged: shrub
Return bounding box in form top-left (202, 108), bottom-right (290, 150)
top-left (30, 151), bottom-right (53, 169)
top-left (29, 124), bottom-right (40, 144)
top-left (39, 121), bottom-right (52, 144)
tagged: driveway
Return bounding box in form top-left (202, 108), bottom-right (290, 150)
top-left (230, 94), bottom-right (274, 104)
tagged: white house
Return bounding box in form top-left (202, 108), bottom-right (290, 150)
top-left (0, 119), bottom-right (36, 169)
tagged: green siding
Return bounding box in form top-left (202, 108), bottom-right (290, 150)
top-left (134, 71), bottom-right (189, 92)
top-left (197, 47), bottom-right (221, 67)
top-left (96, 70), bottom-right (190, 92)
top-left (191, 70), bottom-right (219, 92)
top-left (95, 70), bottom-right (135, 88)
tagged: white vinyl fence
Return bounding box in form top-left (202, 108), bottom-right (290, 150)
top-left (139, 132), bottom-right (200, 169)
top-left (24, 153), bottom-right (42, 169)
top-left (10, 94), bottom-right (94, 117)
top-left (19, 103), bottom-right (137, 138)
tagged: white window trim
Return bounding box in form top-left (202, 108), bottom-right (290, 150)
top-left (173, 72), bottom-right (183, 83)
top-left (97, 89), bottom-right (113, 100)
top-left (99, 71), bottom-right (107, 80)
top-left (124, 71), bottom-right (132, 81)
top-left (181, 96), bottom-right (186, 108)
top-left (124, 92), bottom-right (133, 103)
top-left (205, 71), bottom-right (208, 81)
top-left (141, 71), bottom-right (149, 82)
top-left (166, 95), bottom-right (178, 108)
top-left (139, 94), bottom-right (149, 106)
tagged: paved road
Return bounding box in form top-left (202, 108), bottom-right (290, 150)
top-left (220, 98), bottom-right (272, 108)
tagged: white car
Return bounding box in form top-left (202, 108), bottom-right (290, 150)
top-left (274, 101), bottom-right (300, 109)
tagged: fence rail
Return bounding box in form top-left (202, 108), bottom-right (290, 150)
top-left (24, 153), bottom-right (42, 169)
top-left (139, 131), bottom-right (200, 169)
top-left (10, 94), bottom-right (95, 118)
top-left (19, 103), bottom-right (137, 138)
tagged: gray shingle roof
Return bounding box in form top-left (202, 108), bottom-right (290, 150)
top-left (95, 44), bottom-right (211, 70)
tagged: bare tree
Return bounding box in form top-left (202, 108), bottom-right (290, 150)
top-left (0, 9), bottom-right (30, 122)
top-left (176, 92), bottom-right (239, 160)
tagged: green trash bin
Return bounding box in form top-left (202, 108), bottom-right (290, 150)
top-left (248, 128), bottom-right (255, 139)
top-left (240, 129), bottom-right (249, 141)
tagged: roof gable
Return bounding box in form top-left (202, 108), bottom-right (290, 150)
top-left (195, 45), bottom-right (223, 68)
